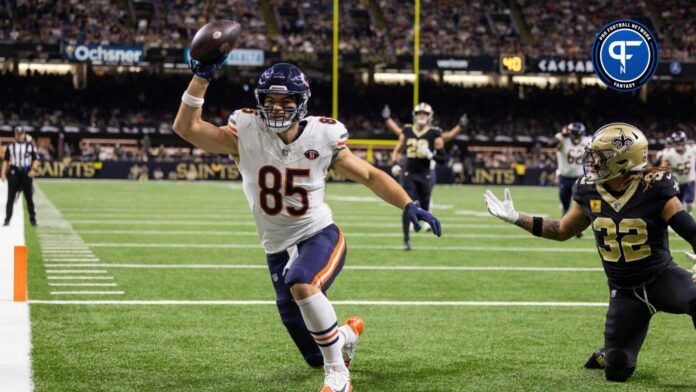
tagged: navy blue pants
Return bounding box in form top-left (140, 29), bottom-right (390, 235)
top-left (679, 181), bottom-right (695, 204)
top-left (601, 264), bottom-right (696, 380)
top-left (558, 175), bottom-right (579, 214)
top-left (266, 224), bottom-right (347, 367)
top-left (401, 170), bottom-right (434, 241)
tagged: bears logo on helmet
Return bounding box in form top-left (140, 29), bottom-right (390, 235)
top-left (254, 63), bottom-right (311, 133)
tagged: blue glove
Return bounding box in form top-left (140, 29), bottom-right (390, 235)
top-left (404, 201), bottom-right (442, 236)
top-left (190, 53), bottom-right (228, 81)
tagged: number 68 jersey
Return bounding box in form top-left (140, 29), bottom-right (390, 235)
top-left (228, 109), bottom-right (349, 254)
top-left (572, 171), bottom-right (680, 289)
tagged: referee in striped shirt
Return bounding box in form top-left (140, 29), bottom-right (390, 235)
top-left (1, 127), bottom-right (38, 226)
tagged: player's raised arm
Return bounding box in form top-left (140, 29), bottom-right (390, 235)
top-left (333, 148), bottom-right (441, 236)
top-left (382, 105), bottom-right (403, 137)
top-left (555, 132), bottom-right (565, 151)
top-left (173, 71), bottom-right (238, 156)
top-left (441, 113), bottom-right (468, 143)
top-left (484, 188), bottom-right (590, 241)
top-left (391, 133), bottom-right (405, 163)
top-left (172, 21), bottom-right (240, 156)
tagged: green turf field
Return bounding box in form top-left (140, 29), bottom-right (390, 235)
top-left (26, 180), bottom-right (696, 391)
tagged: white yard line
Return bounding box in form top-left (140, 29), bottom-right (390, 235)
top-left (43, 259), bottom-right (101, 262)
top-left (72, 229), bottom-right (574, 240)
top-left (27, 299), bottom-right (608, 307)
top-left (49, 291), bottom-right (125, 295)
top-left (67, 220), bottom-right (511, 229)
top-left (61, 213), bottom-right (485, 223)
top-left (83, 242), bottom-right (692, 254)
top-left (41, 252), bottom-right (94, 255)
top-left (0, 182), bottom-right (33, 392)
top-left (35, 263), bottom-right (604, 272)
top-left (47, 276), bottom-right (114, 280)
top-left (83, 242), bottom-right (599, 252)
top-left (48, 283), bottom-right (118, 287)
top-left (33, 188), bottom-right (121, 297)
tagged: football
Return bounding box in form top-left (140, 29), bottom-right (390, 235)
top-left (189, 20), bottom-right (241, 62)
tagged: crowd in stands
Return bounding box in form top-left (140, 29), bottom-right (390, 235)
top-left (655, 0), bottom-right (696, 60)
top-left (2, 71), bottom-right (694, 144)
top-left (1, 0), bottom-right (694, 59)
top-left (519, 0), bottom-right (645, 58)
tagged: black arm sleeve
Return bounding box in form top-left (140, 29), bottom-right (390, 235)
top-left (3, 147), bottom-right (9, 161)
top-left (30, 144), bottom-right (37, 161)
top-left (668, 210), bottom-right (696, 252)
top-left (433, 149), bottom-right (447, 164)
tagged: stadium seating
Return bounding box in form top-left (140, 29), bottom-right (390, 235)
top-left (1, 0), bottom-right (694, 59)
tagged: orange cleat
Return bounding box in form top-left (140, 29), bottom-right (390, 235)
top-left (341, 316), bottom-right (364, 368)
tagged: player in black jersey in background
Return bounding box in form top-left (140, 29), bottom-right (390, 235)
top-left (388, 103), bottom-right (449, 250)
top-left (485, 123), bottom-right (696, 382)
top-left (383, 105), bottom-right (468, 238)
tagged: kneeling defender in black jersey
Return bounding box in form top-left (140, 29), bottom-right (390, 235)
top-left (485, 123), bottom-right (696, 382)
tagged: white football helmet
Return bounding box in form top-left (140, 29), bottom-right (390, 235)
top-left (412, 102), bottom-right (433, 126)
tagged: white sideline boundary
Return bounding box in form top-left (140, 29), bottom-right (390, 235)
top-left (36, 263), bottom-right (605, 272)
top-left (0, 182), bottom-right (33, 391)
top-left (27, 299), bottom-right (609, 307)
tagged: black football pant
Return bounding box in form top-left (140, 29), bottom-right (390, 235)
top-left (600, 263), bottom-right (696, 382)
top-left (401, 170), bottom-right (433, 241)
top-left (558, 175), bottom-right (578, 214)
top-left (5, 167), bottom-right (35, 223)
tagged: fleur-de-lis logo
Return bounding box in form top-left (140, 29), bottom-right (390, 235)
top-left (612, 130), bottom-right (634, 151)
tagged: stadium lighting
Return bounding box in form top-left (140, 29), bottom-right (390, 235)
top-left (17, 62), bottom-right (72, 75)
top-left (373, 72), bottom-right (417, 83)
top-left (442, 73), bottom-right (492, 85)
top-left (511, 75), bottom-right (561, 86)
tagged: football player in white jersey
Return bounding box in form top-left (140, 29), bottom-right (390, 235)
top-left (653, 136), bottom-right (672, 167)
top-left (555, 122), bottom-right (591, 217)
top-left (661, 131), bottom-right (695, 211)
top-left (173, 61), bottom-right (442, 392)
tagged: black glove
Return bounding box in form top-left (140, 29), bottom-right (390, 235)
top-left (404, 201), bottom-right (442, 236)
top-left (190, 53), bottom-right (229, 81)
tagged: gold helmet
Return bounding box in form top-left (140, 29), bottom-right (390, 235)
top-left (412, 102), bottom-right (433, 126)
top-left (582, 122), bottom-right (648, 183)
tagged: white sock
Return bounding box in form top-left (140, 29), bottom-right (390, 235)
top-left (296, 292), bottom-right (347, 372)
top-left (339, 324), bottom-right (357, 346)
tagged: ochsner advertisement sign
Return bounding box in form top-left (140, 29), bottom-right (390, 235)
top-left (63, 44), bottom-right (144, 64)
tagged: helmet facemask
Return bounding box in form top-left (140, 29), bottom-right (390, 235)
top-left (255, 89), bottom-right (310, 133)
top-left (413, 111), bottom-right (431, 126)
top-left (582, 147), bottom-right (616, 183)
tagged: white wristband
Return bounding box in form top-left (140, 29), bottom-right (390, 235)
top-left (181, 92), bottom-right (204, 108)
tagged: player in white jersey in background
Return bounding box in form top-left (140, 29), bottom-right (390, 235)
top-left (661, 131), bottom-right (696, 212)
top-left (653, 136), bottom-right (672, 167)
top-left (555, 122), bottom-right (591, 217)
top-left (173, 61), bottom-right (442, 392)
